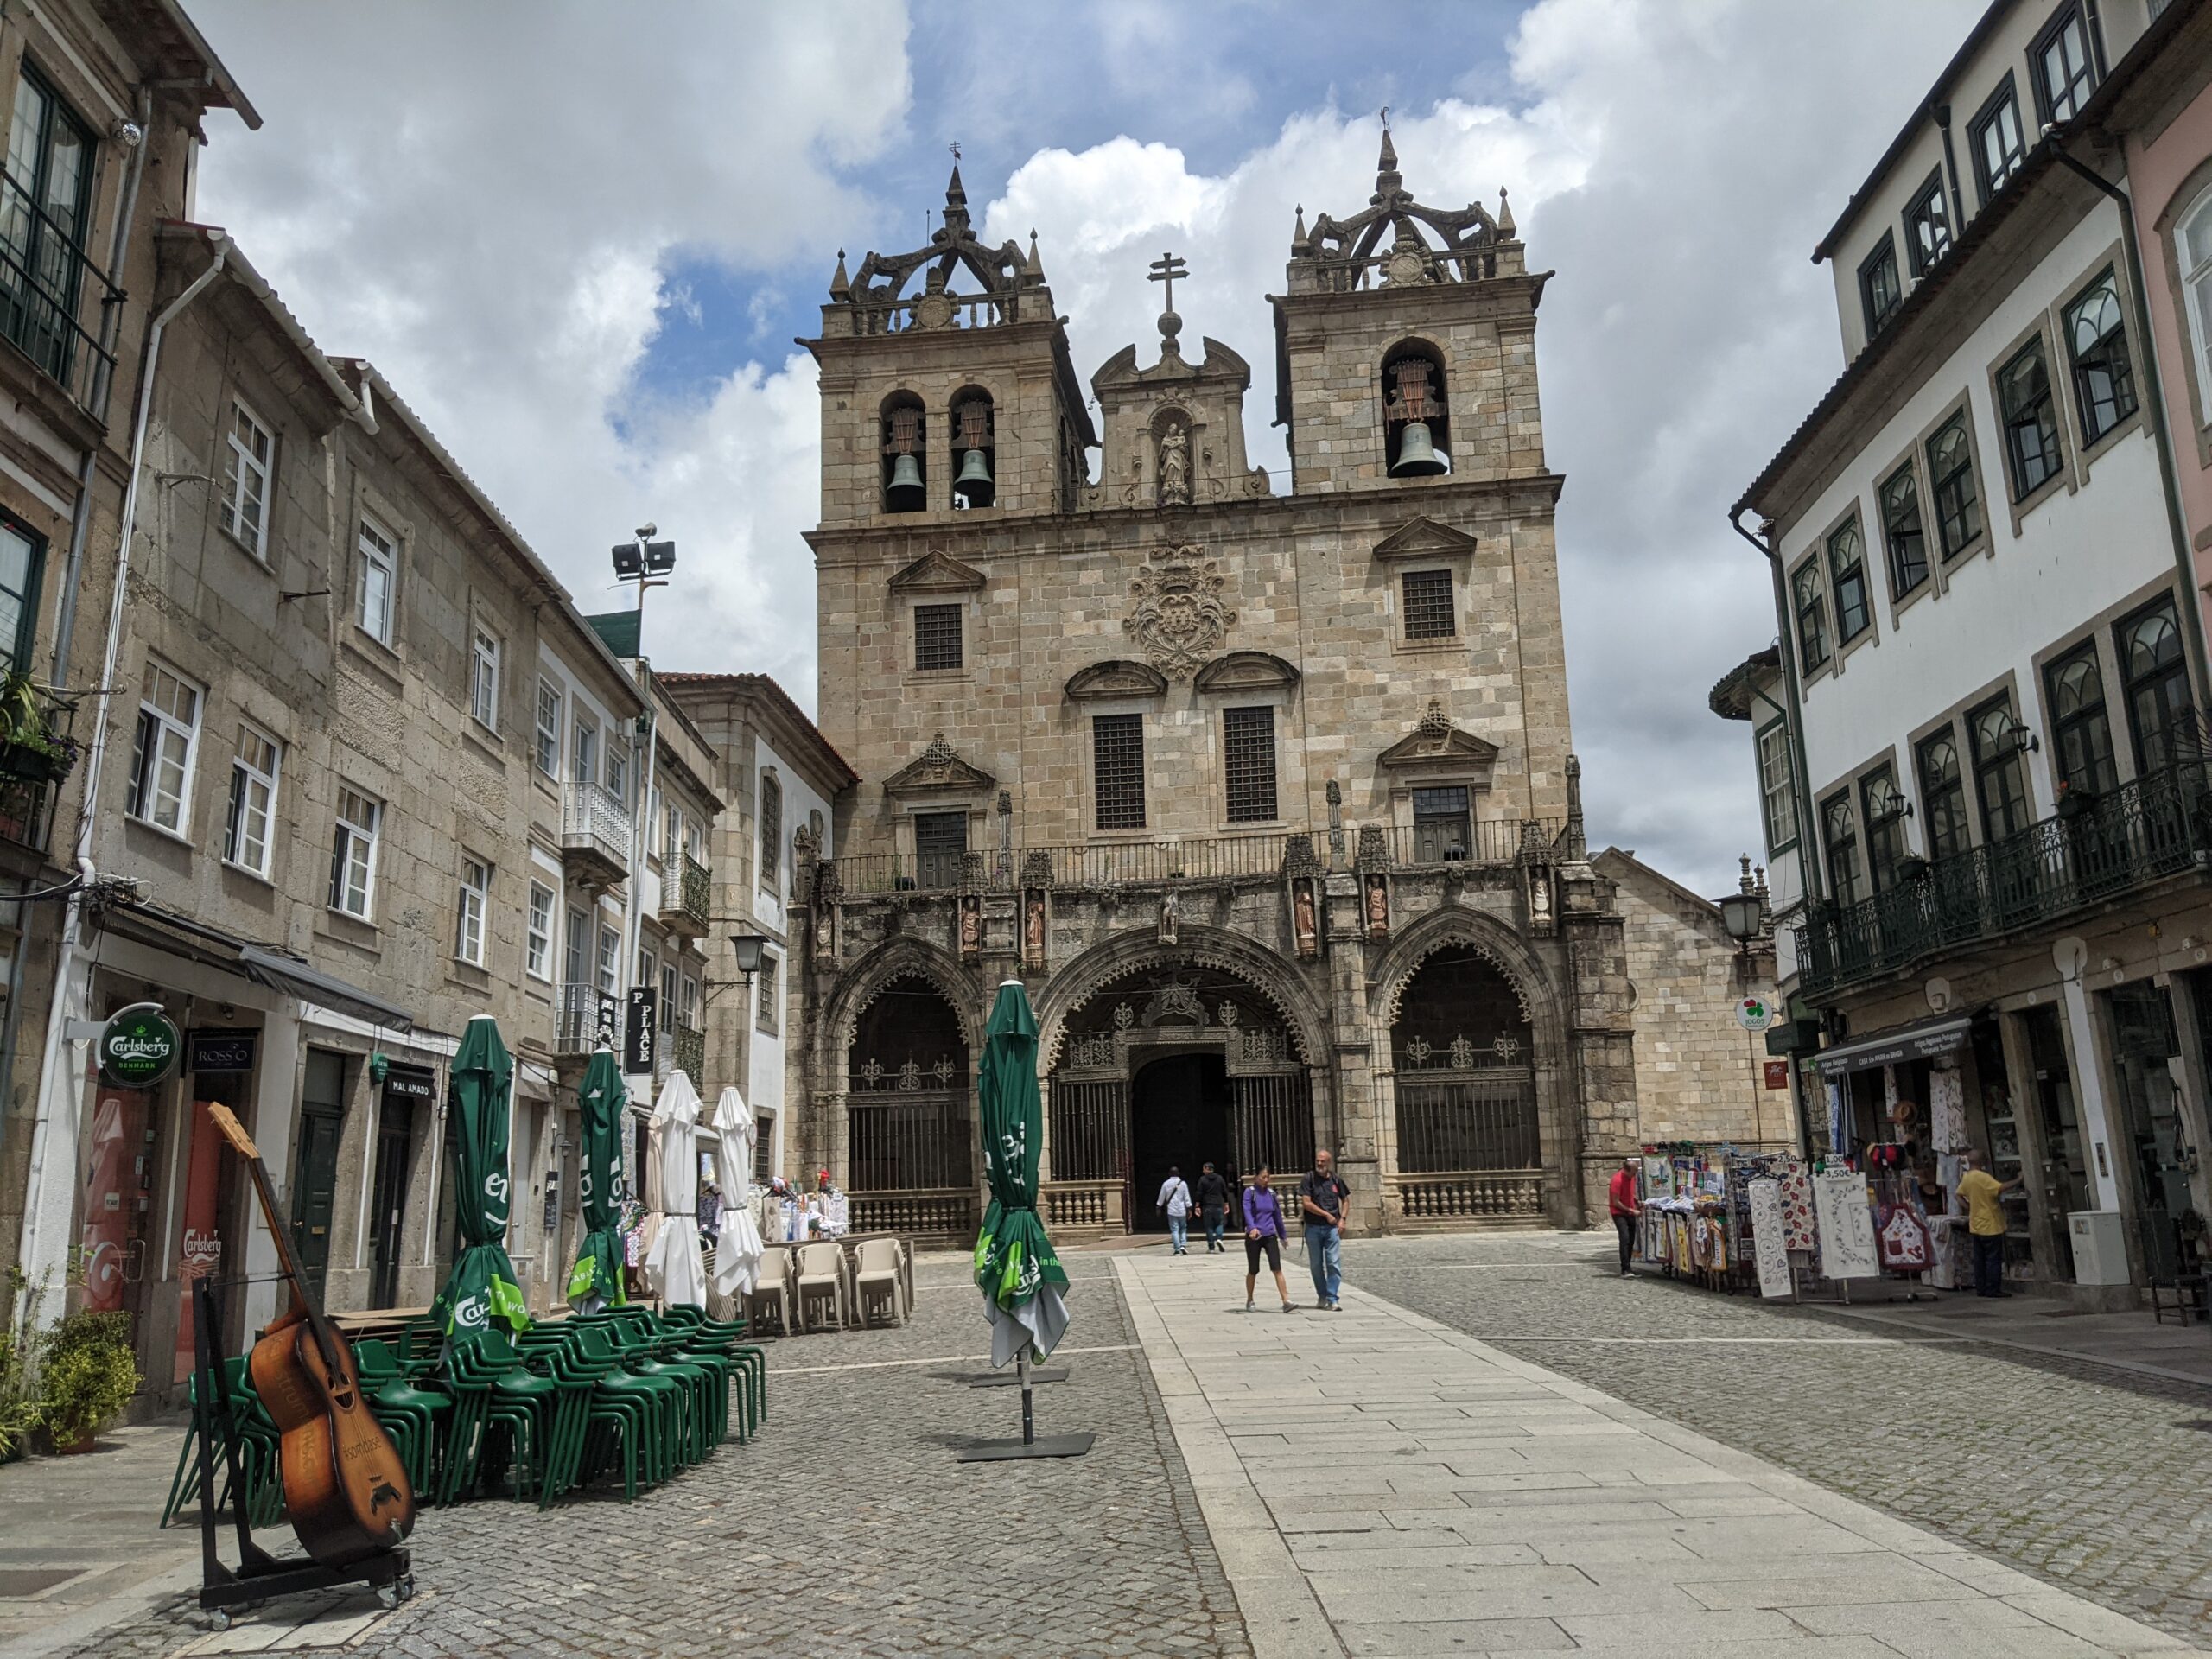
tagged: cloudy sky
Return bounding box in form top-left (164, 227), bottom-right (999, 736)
top-left (189, 0), bottom-right (1980, 895)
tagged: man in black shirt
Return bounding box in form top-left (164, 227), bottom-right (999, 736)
top-left (1194, 1162), bottom-right (1231, 1252)
top-left (1300, 1150), bottom-right (1349, 1309)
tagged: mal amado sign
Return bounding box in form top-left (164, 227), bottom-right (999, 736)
top-left (99, 1002), bottom-right (181, 1090)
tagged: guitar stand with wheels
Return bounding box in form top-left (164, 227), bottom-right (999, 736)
top-left (191, 1277), bottom-right (414, 1630)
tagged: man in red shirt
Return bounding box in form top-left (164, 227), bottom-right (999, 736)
top-left (1608, 1155), bottom-right (1643, 1278)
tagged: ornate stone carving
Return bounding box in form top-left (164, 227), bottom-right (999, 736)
top-left (1192, 651), bottom-right (1299, 694)
top-left (1125, 543), bottom-right (1235, 681)
top-left (1065, 659), bottom-right (1169, 702)
top-left (958, 893), bottom-right (982, 962)
top-left (1156, 417), bottom-right (1192, 506)
top-left (887, 549), bottom-right (987, 593)
top-left (1158, 887), bottom-right (1179, 944)
top-left (1024, 889), bottom-right (1047, 969)
top-left (883, 733), bottom-right (995, 798)
top-left (1377, 699), bottom-right (1500, 779)
top-left (1141, 977), bottom-right (1207, 1027)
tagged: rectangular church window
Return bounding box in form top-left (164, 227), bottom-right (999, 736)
top-left (1223, 706), bottom-right (1277, 823)
top-left (1413, 786), bottom-right (1472, 863)
top-left (1092, 713), bottom-right (1146, 830)
top-left (1402, 569), bottom-right (1456, 640)
top-left (913, 810), bottom-right (967, 889)
top-left (914, 603), bottom-right (963, 671)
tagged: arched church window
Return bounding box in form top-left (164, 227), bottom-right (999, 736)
top-left (1382, 341), bottom-right (1451, 478)
top-left (881, 391), bottom-right (926, 512)
top-left (950, 389), bottom-right (995, 508)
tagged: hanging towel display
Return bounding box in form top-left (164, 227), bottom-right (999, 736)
top-left (1814, 1168), bottom-right (1880, 1279)
top-left (1747, 1179), bottom-right (1794, 1298)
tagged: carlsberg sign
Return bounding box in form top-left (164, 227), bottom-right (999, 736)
top-left (99, 1003), bottom-right (181, 1090)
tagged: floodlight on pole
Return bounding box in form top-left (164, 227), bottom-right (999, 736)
top-left (610, 524), bottom-right (676, 643)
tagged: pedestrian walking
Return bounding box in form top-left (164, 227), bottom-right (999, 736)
top-left (1955, 1147), bottom-right (2023, 1298)
top-left (1299, 1149), bottom-right (1349, 1309)
top-left (1157, 1166), bottom-right (1192, 1255)
top-left (1242, 1166), bottom-right (1295, 1313)
top-left (1608, 1155), bottom-right (1642, 1277)
top-left (1195, 1161), bottom-right (1231, 1252)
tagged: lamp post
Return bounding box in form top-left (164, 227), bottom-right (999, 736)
top-left (610, 522), bottom-right (676, 641)
top-left (728, 932), bottom-right (769, 989)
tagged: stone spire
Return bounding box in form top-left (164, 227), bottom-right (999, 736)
top-left (1376, 126), bottom-right (1402, 197)
top-left (1291, 203), bottom-right (1309, 256)
top-left (942, 163), bottom-right (969, 236)
top-left (1497, 186), bottom-right (1516, 238)
top-left (829, 247), bottom-right (850, 301)
top-left (1023, 227), bottom-right (1045, 284)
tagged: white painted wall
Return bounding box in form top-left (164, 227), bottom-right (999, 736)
top-left (746, 733), bottom-right (836, 1181)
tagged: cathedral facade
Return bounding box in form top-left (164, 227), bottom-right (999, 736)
top-left (786, 141), bottom-right (1642, 1238)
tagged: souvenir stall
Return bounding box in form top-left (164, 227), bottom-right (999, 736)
top-left (1633, 1142), bottom-right (1815, 1298)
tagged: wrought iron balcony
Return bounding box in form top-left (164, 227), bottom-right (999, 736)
top-left (658, 851), bottom-right (711, 938)
top-left (0, 168), bottom-right (119, 416)
top-left (668, 1022), bottom-right (704, 1085)
top-left (1794, 760), bottom-right (2212, 1000)
top-left (552, 983), bottom-right (615, 1058)
top-left (561, 781), bottom-right (631, 887)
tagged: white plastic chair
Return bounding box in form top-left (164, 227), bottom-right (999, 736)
top-left (795, 1241), bottom-right (849, 1332)
top-left (854, 1237), bottom-right (907, 1325)
top-left (744, 1244), bottom-right (796, 1336)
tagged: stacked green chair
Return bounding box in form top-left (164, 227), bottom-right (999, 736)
top-left (445, 1328), bottom-right (560, 1503)
top-left (351, 1338), bottom-right (451, 1497)
top-left (161, 1363), bottom-right (281, 1529)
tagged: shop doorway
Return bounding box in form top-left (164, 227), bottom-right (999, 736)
top-left (289, 1051), bottom-right (346, 1306)
top-left (79, 1082), bottom-right (158, 1390)
top-left (1129, 1053), bottom-right (1230, 1233)
top-left (367, 1096), bottom-right (414, 1308)
top-left (2023, 1004), bottom-right (2087, 1281)
top-left (2107, 983), bottom-right (2188, 1284)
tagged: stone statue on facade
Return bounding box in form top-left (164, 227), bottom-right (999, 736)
top-left (1159, 887), bottom-right (1179, 945)
top-left (1157, 420), bottom-right (1192, 506)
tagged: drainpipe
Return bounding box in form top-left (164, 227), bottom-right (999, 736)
top-left (2049, 144), bottom-right (2212, 699)
top-left (1731, 507), bottom-right (1821, 1161)
top-left (15, 238), bottom-right (229, 1316)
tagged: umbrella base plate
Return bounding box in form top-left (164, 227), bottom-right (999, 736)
top-left (966, 1366), bottom-right (1069, 1388)
top-left (957, 1431), bottom-right (1095, 1462)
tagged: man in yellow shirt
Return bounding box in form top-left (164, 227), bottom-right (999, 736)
top-left (1955, 1148), bottom-right (2024, 1298)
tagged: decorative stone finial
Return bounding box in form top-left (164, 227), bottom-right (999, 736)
top-left (942, 162), bottom-right (969, 236)
top-left (1023, 228), bottom-right (1044, 283)
top-left (1738, 854), bottom-right (1755, 895)
top-left (918, 733), bottom-right (957, 766)
top-left (1416, 699), bottom-right (1451, 738)
top-left (1497, 186), bottom-right (1516, 238)
top-left (1291, 203), bottom-right (1309, 256)
top-left (1376, 124), bottom-right (1402, 196)
top-left (829, 247), bottom-right (850, 300)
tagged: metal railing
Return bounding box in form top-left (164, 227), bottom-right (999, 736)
top-left (825, 819), bottom-right (1577, 898)
top-left (679, 853), bottom-right (711, 924)
top-left (1796, 760), bottom-right (2212, 999)
top-left (0, 165), bottom-right (119, 413)
top-left (561, 781), bottom-right (632, 868)
top-left (669, 1023), bottom-right (704, 1084)
top-left (553, 983), bottom-right (617, 1056)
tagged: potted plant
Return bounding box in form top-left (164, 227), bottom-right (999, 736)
top-left (0, 1268), bottom-right (45, 1465)
top-left (36, 1309), bottom-right (137, 1453)
top-left (0, 672), bottom-right (74, 785)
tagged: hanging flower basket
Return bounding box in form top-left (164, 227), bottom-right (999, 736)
top-left (0, 736), bottom-right (73, 785)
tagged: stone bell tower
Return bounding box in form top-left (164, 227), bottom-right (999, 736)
top-left (806, 166), bottom-right (1097, 529)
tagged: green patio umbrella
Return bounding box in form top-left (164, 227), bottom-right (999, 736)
top-left (973, 980), bottom-right (1069, 1366)
top-left (429, 1015), bottom-right (529, 1343)
top-left (565, 1048), bottom-right (629, 1312)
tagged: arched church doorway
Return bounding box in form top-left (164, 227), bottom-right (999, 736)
top-left (1128, 1053), bottom-right (1230, 1233)
top-left (1046, 964), bottom-right (1315, 1232)
top-left (1387, 943), bottom-right (1545, 1221)
top-left (844, 973), bottom-right (975, 1236)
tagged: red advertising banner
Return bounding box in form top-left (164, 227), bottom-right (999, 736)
top-left (174, 1101), bottom-right (225, 1382)
top-left (1763, 1059), bottom-right (1792, 1090)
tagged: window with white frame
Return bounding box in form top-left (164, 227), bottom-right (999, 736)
top-left (127, 659), bottom-right (201, 832)
top-left (1756, 721), bottom-right (1796, 853)
top-left (606, 738), bottom-right (628, 806)
top-left (469, 627), bottom-right (500, 731)
top-left (2177, 187), bottom-right (2212, 420)
top-left (756, 951), bottom-right (779, 1035)
top-left (220, 397), bottom-right (274, 558)
top-left (684, 817), bottom-right (704, 864)
top-left (525, 880), bottom-right (555, 980)
top-left (680, 971), bottom-right (700, 1032)
top-left (595, 922), bottom-right (619, 995)
top-left (454, 856), bottom-right (491, 965)
top-left (534, 677), bottom-right (562, 775)
top-left (222, 722), bottom-right (280, 875)
top-left (572, 714), bottom-right (598, 787)
top-left (660, 795), bottom-right (678, 863)
top-left (659, 962), bottom-right (677, 1035)
top-left (328, 786), bottom-right (380, 918)
top-left (356, 516), bottom-right (396, 645)
top-left (564, 905), bottom-right (588, 984)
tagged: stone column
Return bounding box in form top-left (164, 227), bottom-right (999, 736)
top-left (1560, 862), bottom-right (1637, 1231)
top-left (1322, 870), bottom-right (1381, 1234)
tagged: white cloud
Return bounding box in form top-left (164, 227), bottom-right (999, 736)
top-left (188, 0), bottom-right (1983, 892)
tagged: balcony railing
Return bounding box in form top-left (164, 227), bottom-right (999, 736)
top-left (553, 983), bottom-right (616, 1057)
top-left (826, 818), bottom-right (1573, 897)
top-left (659, 852), bottom-right (710, 936)
top-left (667, 1022), bottom-right (704, 1084)
top-left (1796, 760), bottom-right (2212, 1000)
top-left (562, 781), bottom-right (631, 881)
top-left (0, 166), bottom-right (120, 416)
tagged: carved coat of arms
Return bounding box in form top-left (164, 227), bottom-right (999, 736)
top-left (1125, 543), bottom-right (1235, 680)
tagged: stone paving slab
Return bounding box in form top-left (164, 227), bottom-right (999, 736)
top-left (1116, 1251), bottom-right (2200, 1658)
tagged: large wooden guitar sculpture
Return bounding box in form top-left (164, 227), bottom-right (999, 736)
top-left (206, 1104), bottom-right (416, 1565)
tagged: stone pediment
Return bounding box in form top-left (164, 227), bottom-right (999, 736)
top-left (1372, 516), bottom-right (1478, 563)
top-left (1378, 700), bottom-right (1499, 772)
top-left (883, 733), bottom-right (995, 797)
top-left (1065, 658), bottom-right (1170, 702)
top-left (1193, 652), bottom-right (1300, 694)
top-left (887, 550), bottom-right (987, 594)
top-left (1091, 336), bottom-right (1252, 390)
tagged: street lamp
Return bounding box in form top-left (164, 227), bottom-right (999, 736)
top-left (611, 521), bottom-right (677, 639)
top-left (728, 932), bottom-right (769, 986)
top-left (1719, 888), bottom-right (1764, 946)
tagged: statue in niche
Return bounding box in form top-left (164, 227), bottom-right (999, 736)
top-left (1364, 874), bottom-right (1389, 938)
top-left (1292, 878), bottom-right (1319, 959)
top-left (1025, 891), bottom-right (1047, 967)
top-left (958, 894), bottom-right (982, 962)
top-left (1529, 869), bottom-right (1553, 932)
top-left (1156, 418), bottom-right (1192, 506)
top-left (1159, 887), bottom-right (1179, 945)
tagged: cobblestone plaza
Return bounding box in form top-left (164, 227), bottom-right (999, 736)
top-left (6, 1239), bottom-right (2210, 1659)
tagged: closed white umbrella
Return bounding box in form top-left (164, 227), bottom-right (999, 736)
top-left (643, 1069), bottom-right (708, 1309)
top-left (710, 1084), bottom-right (765, 1300)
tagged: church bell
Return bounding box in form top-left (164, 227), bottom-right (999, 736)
top-left (1390, 421), bottom-right (1446, 478)
top-left (953, 447), bottom-right (995, 506)
top-left (885, 453), bottom-right (926, 509)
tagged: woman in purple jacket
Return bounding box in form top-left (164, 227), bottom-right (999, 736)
top-left (1243, 1166), bottom-right (1296, 1313)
